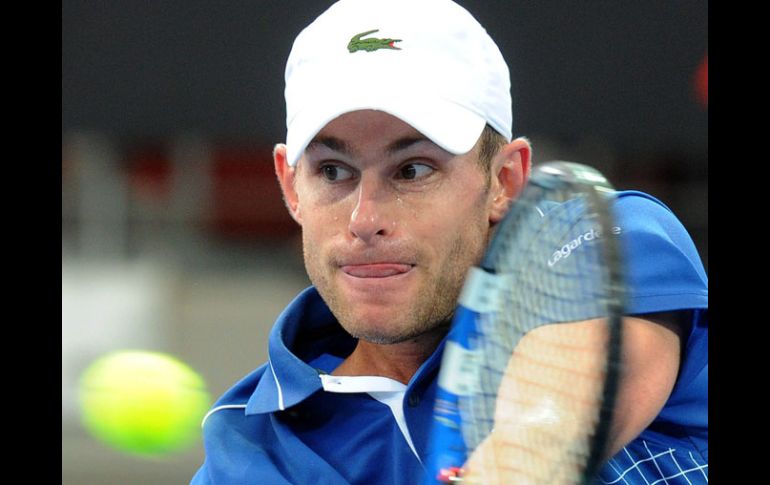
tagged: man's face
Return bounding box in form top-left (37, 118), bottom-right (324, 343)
top-left (284, 110), bottom-right (498, 344)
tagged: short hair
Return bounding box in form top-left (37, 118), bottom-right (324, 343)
top-left (477, 124), bottom-right (508, 175)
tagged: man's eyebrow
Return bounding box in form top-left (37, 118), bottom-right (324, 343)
top-left (385, 136), bottom-right (435, 155)
top-left (305, 134), bottom-right (437, 157)
top-left (306, 136), bottom-right (352, 155)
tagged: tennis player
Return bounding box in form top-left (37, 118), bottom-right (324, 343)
top-left (191, 1), bottom-right (707, 483)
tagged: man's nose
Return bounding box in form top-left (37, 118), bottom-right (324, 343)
top-left (348, 178), bottom-right (396, 244)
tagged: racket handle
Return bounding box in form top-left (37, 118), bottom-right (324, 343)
top-left (423, 305), bottom-right (480, 484)
top-left (423, 387), bottom-right (467, 484)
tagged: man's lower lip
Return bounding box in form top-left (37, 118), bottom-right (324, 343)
top-left (340, 264), bottom-right (413, 278)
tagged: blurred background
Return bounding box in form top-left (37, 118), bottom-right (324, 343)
top-left (62, 1), bottom-right (707, 483)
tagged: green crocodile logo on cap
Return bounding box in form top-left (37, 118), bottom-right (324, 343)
top-left (348, 29), bottom-right (402, 53)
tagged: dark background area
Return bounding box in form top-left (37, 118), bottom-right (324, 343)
top-left (62, 0), bottom-right (707, 154)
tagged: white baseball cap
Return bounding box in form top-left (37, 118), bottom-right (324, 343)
top-left (283, 0), bottom-right (513, 166)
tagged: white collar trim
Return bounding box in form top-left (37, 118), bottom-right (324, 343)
top-left (319, 374), bottom-right (420, 462)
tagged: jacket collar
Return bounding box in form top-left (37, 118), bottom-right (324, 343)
top-left (246, 287), bottom-right (350, 414)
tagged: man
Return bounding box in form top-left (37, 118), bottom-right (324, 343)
top-left (192, 1), bottom-right (707, 484)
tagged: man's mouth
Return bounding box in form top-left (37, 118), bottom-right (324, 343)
top-left (340, 263), bottom-right (414, 278)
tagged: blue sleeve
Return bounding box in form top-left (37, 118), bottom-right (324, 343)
top-left (613, 191), bottom-right (708, 315)
top-left (593, 192), bottom-right (709, 483)
top-left (191, 409), bottom-right (299, 485)
top-left (613, 191), bottom-right (709, 454)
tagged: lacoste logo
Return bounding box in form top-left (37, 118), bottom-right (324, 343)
top-left (348, 29), bottom-right (402, 53)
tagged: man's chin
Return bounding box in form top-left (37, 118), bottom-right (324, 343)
top-left (339, 316), bottom-right (418, 345)
top-left (350, 332), bottom-right (410, 346)
top-left (318, 279), bottom-right (456, 344)
top-left (338, 311), bottom-right (451, 346)
top-left (346, 328), bottom-right (431, 345)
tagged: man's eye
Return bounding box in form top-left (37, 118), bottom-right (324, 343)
top-left (320, 164), bottom-right (354, 181)
top-left (399, 163), bottom-right (434, 180)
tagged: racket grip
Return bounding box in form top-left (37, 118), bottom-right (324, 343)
top-left (423, 305), bottom-right (479, 484)
top-left (423, 387), bottom-right (468, 484)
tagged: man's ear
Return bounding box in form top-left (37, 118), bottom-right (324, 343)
top-left (273, 143), bottom-right (302, 225)
top-left (489, 137), bottom-right (532, 224)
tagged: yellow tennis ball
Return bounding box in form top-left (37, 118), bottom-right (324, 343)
top-left (78, 350), bottom-right (211, 457)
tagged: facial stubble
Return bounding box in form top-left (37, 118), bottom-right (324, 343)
top-left (304, 189), bottom-right (492, 346)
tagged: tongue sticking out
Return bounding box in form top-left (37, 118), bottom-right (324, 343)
top-left (342, 264), bottom-right (412, 278)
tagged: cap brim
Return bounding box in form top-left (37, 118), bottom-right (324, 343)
top-left (286, 87), bottom-right (486, 167)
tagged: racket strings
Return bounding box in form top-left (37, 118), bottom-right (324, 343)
top-left (460, 185), bottom-right (617, 485)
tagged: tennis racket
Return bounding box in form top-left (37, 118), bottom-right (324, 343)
top-left (423, 161), bottom-right (624, 485)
